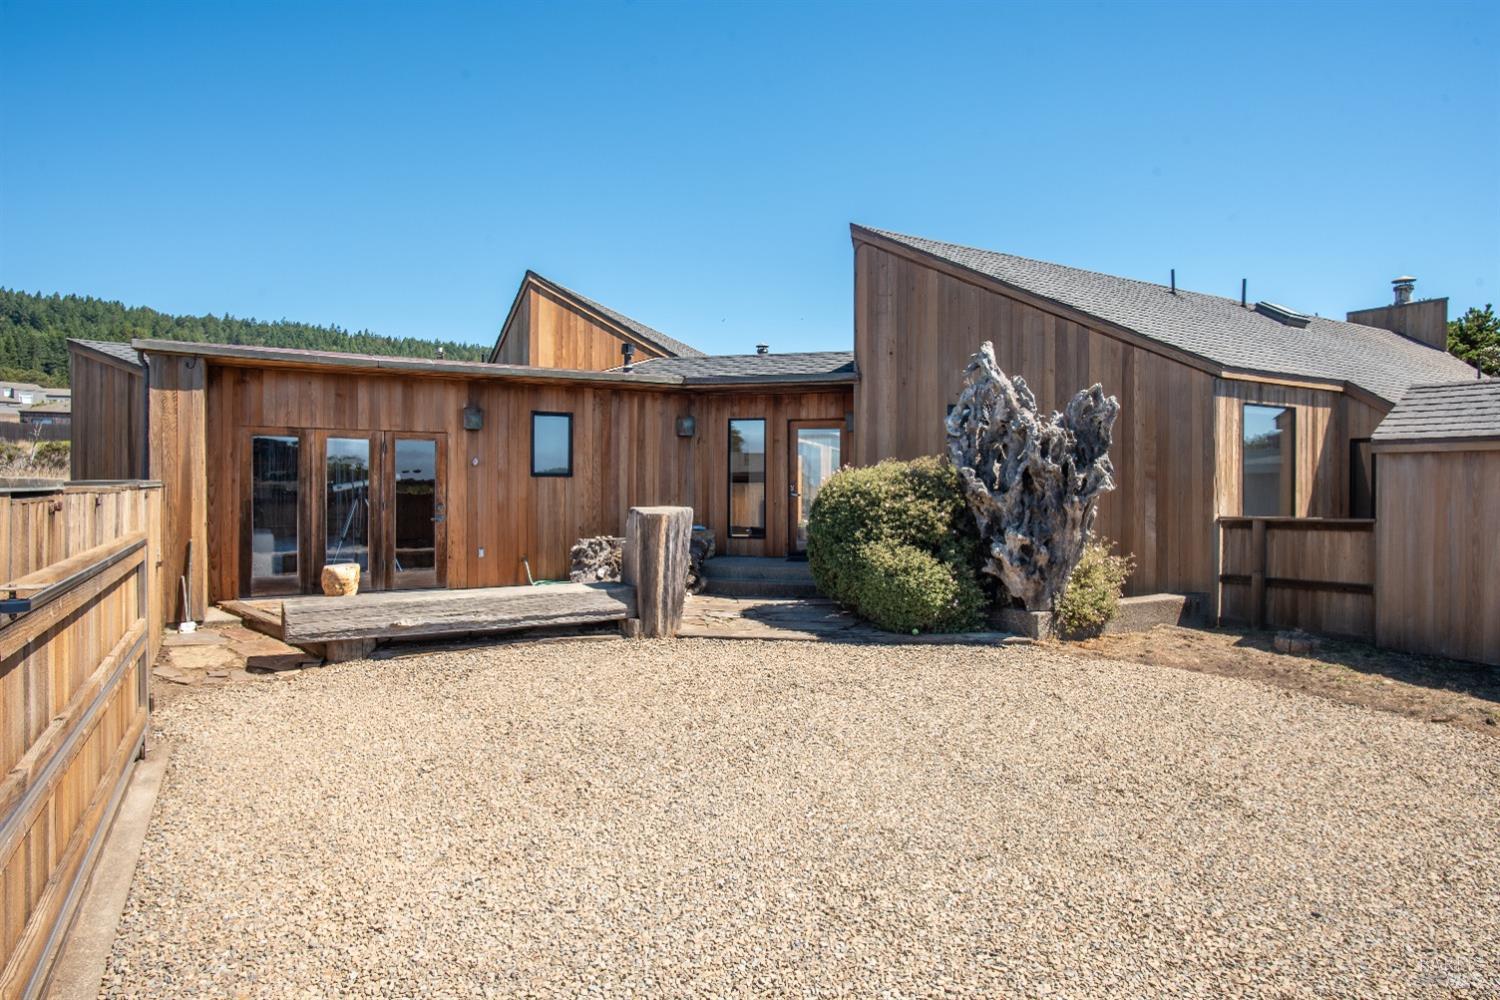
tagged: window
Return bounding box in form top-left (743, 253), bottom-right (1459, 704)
top-left (250, 435), bottom-right (299, 592)
top-left (728, 418), bottom-right (766, 538)
top-left (1242, 404), bottom-right (1295, 516)
top-left (325, 437), bottom-right (371, 571)
top-left (1349, 438), bottom-right (1376, 519)
top-left (531, 412), bottom-right (573, 476)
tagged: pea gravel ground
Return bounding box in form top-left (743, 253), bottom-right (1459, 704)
top-left (104, 639), bottom-right (1500, 998)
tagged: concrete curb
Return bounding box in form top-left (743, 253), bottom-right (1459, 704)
top-left (44, 750), bottom-right (169, 999)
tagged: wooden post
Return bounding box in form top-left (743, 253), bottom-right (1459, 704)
top-left (1250, 517), bottom-right (1267, 629)
top-left (622, 506), bottom-right (692, 638)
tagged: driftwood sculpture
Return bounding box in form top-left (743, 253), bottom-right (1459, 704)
top-left (570, 527), bottom-right (716, 593)
top-left (945, 341), bottom-right (1119, 611)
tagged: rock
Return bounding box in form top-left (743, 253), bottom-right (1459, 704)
top-left (321, 562), bottom-right (361, 597)
top-left (1273, 629), bottom-right (1320, 655)
top-left (945, 341), bottom-right (1119, 612)
top-left (569, 536), bottom-right (623, 583)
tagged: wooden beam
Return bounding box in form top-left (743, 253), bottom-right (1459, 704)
top-left (280, 582), bottom-right (637, 643)
top-left (621, 506), bottom-right (693, 638)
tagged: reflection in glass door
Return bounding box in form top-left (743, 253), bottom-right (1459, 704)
top-left (790, 422), bottom-right (845, 555)
top-left (392, 437), bottom-right (440, 589)
top-left (250, 435), bottom-right (300, 594)
top-left (325, 437), bottom-right (371, 573)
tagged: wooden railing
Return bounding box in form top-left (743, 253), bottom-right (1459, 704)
top-left (1, 482), bottom-right (160, 998)
top-left (1218, 517), bottom-right (1375, 639)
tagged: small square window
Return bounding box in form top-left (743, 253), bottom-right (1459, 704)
top-left (531, 412), bottom-right (573, 477)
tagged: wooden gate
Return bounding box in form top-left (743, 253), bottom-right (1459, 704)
top-left (1218, 516), bottom-right (1375, 638)
top-left (0, 483), bottom-right (161, 998)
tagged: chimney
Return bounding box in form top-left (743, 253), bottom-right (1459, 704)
top-left (620, 341), bottom-right (636, 372)
top-left (1346, 276), bottom-right (1448, 351)
top-left (755, 343), bottom-right (769, 355)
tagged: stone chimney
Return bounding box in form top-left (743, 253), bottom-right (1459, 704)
top-left (1346, 276), bottom-right (1448, 351)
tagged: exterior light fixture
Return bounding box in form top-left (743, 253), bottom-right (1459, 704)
top-left (463, 404), bottom-right (484, 431)
top-left (676, 416), bottom-right (696, 438)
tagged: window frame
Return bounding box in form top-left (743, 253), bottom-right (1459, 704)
top-left (530, 411), bottom-right (574, 478)
top-left (1240, 402), bottom-right (1296, 516)
top-left (727, 417), bottom-right (767, 539)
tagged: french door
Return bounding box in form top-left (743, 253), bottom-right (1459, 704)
top-left (787, 419), bottom-right (848, 557)
top-left (245, 429), bottom-right (446, 595)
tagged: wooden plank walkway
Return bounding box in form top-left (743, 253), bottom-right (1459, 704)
top-left (679, 595), bottom-right (1025, 645)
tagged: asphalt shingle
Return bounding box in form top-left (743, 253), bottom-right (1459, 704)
top-left (860, 228), bottom-right (1478, 404)
top-left (70, 338), bottom-right (146, 369)
top-left (1371, 380), bottom-right (1500, 443)
top-left (620, 351), bottom-right (855, 382)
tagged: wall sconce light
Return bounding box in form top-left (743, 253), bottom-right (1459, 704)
top-left (675, 415), bottom-right (696, 438)
top-left (845, 411), bottom-right (854, 434)
top-left (463, 404), bottom-right (484, 431)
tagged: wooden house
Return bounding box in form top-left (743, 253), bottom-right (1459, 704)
top-left (68, 233), bottom-right (1480, 633)
top-left (849, 225), bottom-right (1476, 601)
top-left (68, 275), bottom-right (855, 624)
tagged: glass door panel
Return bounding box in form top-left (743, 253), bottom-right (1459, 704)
top-left (392, 437), bottom-right (440, 589)
top-left (249, 435), bottom-right (300, 594)
top-left (325, 437), bottom-right (372, 574)
top-left (790, 423), bottom-right (844, 554)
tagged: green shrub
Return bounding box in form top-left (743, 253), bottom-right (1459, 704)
top-left (33, 440), bottom-right (70, 464)
top-left (1053, 539), bottom-right (1135, 637)
top-left (807, 456), bottom-right (987, 632)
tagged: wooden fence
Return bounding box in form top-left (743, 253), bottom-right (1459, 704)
top-left (1, 482), bottom-right (161, 998)
top-left (0, 425), bottom-right (69, 445)
top-left (1218, 517), bottom-right (1375, 638)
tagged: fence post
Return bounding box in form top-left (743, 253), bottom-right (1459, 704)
top-left (622, 506), bottom-right (693, 638)
top-left (1250, 518), bottom-right (1267, 629)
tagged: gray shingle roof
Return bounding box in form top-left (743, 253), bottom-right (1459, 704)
top-left (528, 273), bottom-right (706, 358)
top-left (69, 338), bottom-right (145, 369)
top-left (620, 351), bottom-right (856, 382)
top-left (1371, 380), bottom-right (1500, 444)
top-left (859, 227), bottom-right (1478, 404)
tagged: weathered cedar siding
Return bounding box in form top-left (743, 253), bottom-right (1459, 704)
top-left (853, 241), bottom-right (1217, 596)
top-left (67, 346), bottom-right (147, 480)
top-left (203, 363), bottom-right (851, 600)
top-left (495, 284), bottom-right (671, 370)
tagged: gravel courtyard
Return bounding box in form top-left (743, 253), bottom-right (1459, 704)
top-left (105, 639), bottom-right (1500, 998)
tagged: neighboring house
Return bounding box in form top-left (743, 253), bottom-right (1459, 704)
top-left (68, 228), bottom-right (1481, 630)
top-left (2, 381), bottom-right (45, 423)
top-left (18, 400), bottom-right (71, 427)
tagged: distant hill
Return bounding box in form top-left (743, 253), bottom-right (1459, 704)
top-left (0, 289), bottom-right (490, 387)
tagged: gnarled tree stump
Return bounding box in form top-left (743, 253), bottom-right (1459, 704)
top-left (945, 341), bottom-right (1119, 611)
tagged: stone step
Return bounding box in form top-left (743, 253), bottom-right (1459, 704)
top-left (700, 577), bottom-right (823, 599)
top-left (699, 557), bottom-right (816, 582)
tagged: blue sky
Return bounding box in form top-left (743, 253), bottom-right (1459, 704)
top-left (2, 1), bottom-right (1496, 355)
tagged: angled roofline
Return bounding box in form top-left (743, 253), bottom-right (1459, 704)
top-left (130, 339), bottom-right (855, 390)
top-left (849, 223), bottom-right (1393, 410)
top-left (488, 271), bottom-right (705, 363)
top-left (67, 337), bottom-right (146, 372)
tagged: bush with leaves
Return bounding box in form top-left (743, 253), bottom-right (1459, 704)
top-left (806, 456), bottom-right (988, 633)
top-left (1052, 539), bottom-right (1134, 637)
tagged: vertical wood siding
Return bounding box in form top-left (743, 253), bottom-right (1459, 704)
top-left (495, 285), bottom-right (672, 371)
top-left (852, 242), bottom-right (1216, 596)
top-left (202, 365), bottom-right (852, 600)
top-left (66, 349), bottom-right (146, 482)
top-left (1375, 447), bottom-right (1500, 665)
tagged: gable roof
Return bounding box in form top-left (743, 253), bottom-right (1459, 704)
top-left (491, 272), bottom-right (706, 362)
top-left (854, 226), bottom-right (1477, 405)
top-left (1371, 380), bottom-right (1500, 445)
top-left (69, 338), bottom-right (146, 370)
top-left (621, 351), bottom-right (855, 383)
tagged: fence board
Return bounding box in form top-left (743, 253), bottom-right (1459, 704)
top-left (0, 482), bottom-right (159, 998)
top-left (1218, 517), bottom-right (1375, 638)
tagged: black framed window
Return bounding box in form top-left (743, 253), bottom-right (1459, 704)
top-left (531, 412), bottom-right (573, 477)
top-left (728, 418), bottom-right (766, 538)
top-left (1349, 437), bottom-right (1376, 519)
top-left (1242, 403), bottom-right (1295, 516)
